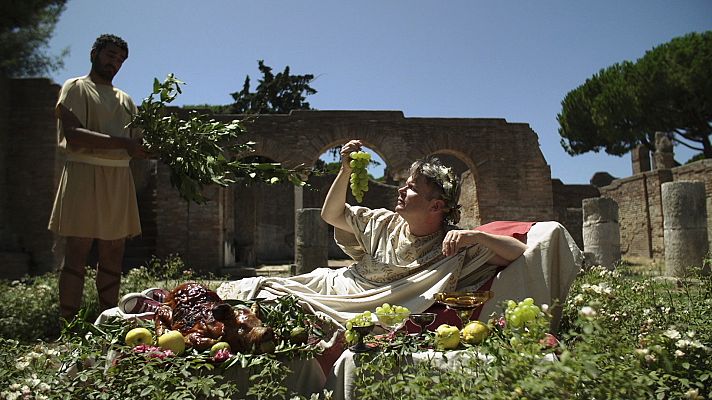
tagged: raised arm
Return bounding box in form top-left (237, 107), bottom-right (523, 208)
top-left (442, 229), bottom-right (527, 266)
top-left (58, 103), bottom-right (148, 159)
top-left (320, 139), bottom-right (362, 234)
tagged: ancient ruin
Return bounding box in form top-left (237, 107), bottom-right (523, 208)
top-left (1, 77), bottom-right (710, 278)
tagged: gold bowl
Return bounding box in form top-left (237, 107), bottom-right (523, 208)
top-left (434, 291), bottom-right (493, 308)
top-left (434, 291), bottom-right (493, 324)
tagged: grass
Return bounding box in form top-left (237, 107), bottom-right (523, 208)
top-left (0, 255), bottom-right (710, 399)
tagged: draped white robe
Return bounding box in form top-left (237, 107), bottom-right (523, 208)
top-left (217, 205), bottom-right (582, 328)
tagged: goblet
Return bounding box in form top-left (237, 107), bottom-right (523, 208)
top-left (409, 312), bottom-right (437, 337)
top-left (434, 291), bottom-right (493, 326)
top-left (376, 312), bottom-right (411, 336)
top-left (349, 324), bottom-right (375, 353)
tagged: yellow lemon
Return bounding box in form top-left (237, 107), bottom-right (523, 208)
top-left (125, 327), bottom-right (153, 347)
top-left (158, 330), bottom-right (186, 355)
top-left (435, 324), bottom-right (460, 350)
top-left (461, 321), bottom-right (490, 344)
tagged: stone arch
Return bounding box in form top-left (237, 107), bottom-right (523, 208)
top-left (239, 113), bottom-right (552, 210)
top-left (311, 139), bottom-right (392, 175)
top-left (427, 149), bottom-right (481, 229)
top-left (154, 110), bottom-right (554, 270)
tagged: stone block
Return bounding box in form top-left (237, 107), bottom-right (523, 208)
top-left (662, 181), bottom-right (708, 276)
top-left (582, 197), bottom-right (618, 224)
top-left (662, 181), bottom-right (707, 229)
top-left (294, 208), bottom-right (328, 275)
top-left (582, 197), bottom-right (621, 269)
top-left (663, 228), bottom-right (709, 276)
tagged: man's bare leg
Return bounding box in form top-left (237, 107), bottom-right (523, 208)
top-left (59, 237), bottom-right (93, 320)
top-left (96, 238), bottom-right (126, 312)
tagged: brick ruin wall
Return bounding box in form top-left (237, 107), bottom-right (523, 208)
top-left (599, 170), bottom-right (671, 259)
top-left (0, 78), bottom-right (60, 278)
top-left (0, 78), bottom-right (7, 251)
top-left (599, 160), bottom-right (712, 261)
top-left (16, 78), bottom-right (709, 276)
top-left (551, 179), bottom-right (601, 248)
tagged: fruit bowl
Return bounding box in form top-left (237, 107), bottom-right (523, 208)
top-left (434, 291), bottom-right (493, 308)
top-left (434, 291), bottom-right (493, 325)
top-left (376, 312), bottom-right (411, 333)
top-left (348, 324), bottom-right (375, 353)
top-left (409, 312), bottom-right (437, 336)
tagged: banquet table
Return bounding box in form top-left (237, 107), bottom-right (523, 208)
top-left (324, 348), bottom-right (493, 400)
top-left (95, 308), bottom-right (327, 398)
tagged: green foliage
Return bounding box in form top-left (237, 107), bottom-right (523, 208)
top-left (0, 0), bottom-right (68, 77)
top-left (0, 258), bottom-right (333, 399)
top-left (228, 60), bottom-right (317, 114)
top-left (351, 264), bottom-right (711, 399)
top-left (129, 74), bottom-right (309, 204)
top-left (181, 103), bottom-right (230, 114)
top-left (559, 31), bottom-right (712, 159)
top-left (2, 258), bottom-right (710, 398)
top-left (0, 275), bottom-right (60, 341)
top-left (686, 152), bottom-right (705, 164)
top-left (560, 264), bottom-right (712, 399)
top-left (0, 255), bottom-right (207, 342)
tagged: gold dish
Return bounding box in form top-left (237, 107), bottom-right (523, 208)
top-left (434, 291), bottom-right (493, 325)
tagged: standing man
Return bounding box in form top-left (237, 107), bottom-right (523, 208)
top-left (49, 34), bottom-right (148, 320)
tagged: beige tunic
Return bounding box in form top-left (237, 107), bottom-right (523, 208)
top-left (216, 205), bottom-right (495, 326)
top-left (48, 76), bottom-right (141, 240)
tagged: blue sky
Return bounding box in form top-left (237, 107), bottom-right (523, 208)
top-left (47, 0), bottom-right (712, 183)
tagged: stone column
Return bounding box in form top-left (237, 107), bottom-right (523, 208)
top-left (631, 144), bottom-right (651, 175)
top-left (662, 181), bottom-right (708, 276)
top-left (294, 208), bottom-right (328, 275)
top-left (582, 197), bottom-right (621, 269)
top-left (654, 132), bottom-right (675, 170)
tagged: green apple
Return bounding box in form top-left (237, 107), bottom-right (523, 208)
top-left (158, 330), bottom-right (186, 355)
top-left (461, 321), bottom-right (489, 344)
top-left (125, 327), bottom-right (153, 347)
top-left (435, 324), bottom-right (460, 350)
top-left (210, 341), bottom-right (231, 356)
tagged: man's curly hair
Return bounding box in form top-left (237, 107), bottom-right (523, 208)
top-left (409, 157), bottom-right (462, 225)
top-left (91, 34), bottom-right (129, 59)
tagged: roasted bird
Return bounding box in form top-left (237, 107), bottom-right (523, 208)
top-left (155, 282), bottom-right (274, 354)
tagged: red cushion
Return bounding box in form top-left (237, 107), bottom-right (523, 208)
top-left (475, 220), bottom-right (535, 243)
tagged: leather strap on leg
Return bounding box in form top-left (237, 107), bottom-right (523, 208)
top-left (59, 265), bottom-right (86, 320)
top-left (97, 267), bottom-right (122, 311)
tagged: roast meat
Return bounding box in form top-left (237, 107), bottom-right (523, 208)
top-left (154, 282), bottom-right (274, 354)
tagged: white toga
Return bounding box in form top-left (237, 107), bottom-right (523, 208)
top-left (216, 205), bottom-right (582, 328)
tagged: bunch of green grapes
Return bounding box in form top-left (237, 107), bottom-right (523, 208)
top-left (348, 151), bottom-right (371, 203)
top-left (344, 311), bottom-right (374, 344)
top-left (504, 298), bottom-right (551, 352)
top-left (504, 298), bottom-right (547, 332)
top-left (375, 303), bottom-right (410, 327)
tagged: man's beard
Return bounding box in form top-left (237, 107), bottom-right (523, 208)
top-left (91, 59), bottom-right (116, 81)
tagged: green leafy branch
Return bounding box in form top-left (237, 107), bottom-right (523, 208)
top-left (129, 73), bottom-right (308, 204)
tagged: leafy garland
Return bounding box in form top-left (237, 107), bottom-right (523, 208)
top-left (51, 295), bottom-right (330, 399)
top-left (128, 74), bottom-right (308, 204)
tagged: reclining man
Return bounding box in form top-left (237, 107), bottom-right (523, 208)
top-left (217, 139), bottom-right (581, 328)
